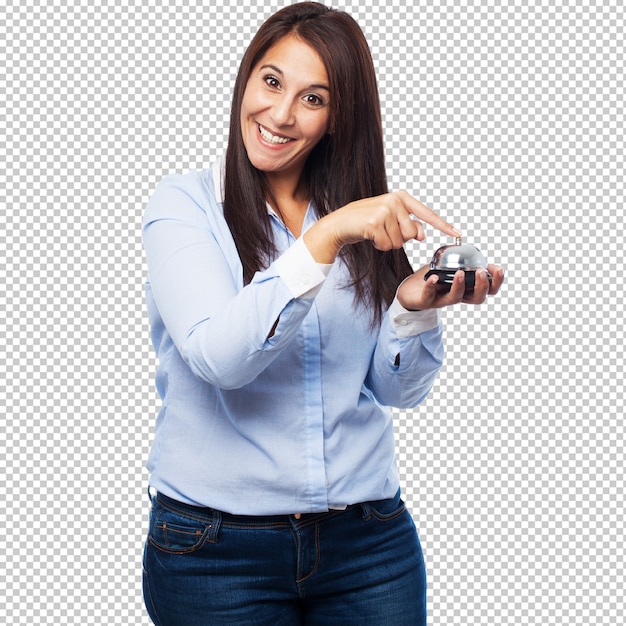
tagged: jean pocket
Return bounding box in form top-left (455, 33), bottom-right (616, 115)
top-left (364, 490), bottom-right (406, 522)
top-left (148, 501), bottom-right (212, 554)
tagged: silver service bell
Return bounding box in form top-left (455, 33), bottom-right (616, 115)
top-left (424, 237), bottom-right (492, 291)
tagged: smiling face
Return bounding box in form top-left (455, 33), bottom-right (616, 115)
top-left (240, 34), bottom-right (331, 193)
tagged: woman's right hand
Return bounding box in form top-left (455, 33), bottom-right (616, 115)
top-left (303, 191), bottom-right (461, 264)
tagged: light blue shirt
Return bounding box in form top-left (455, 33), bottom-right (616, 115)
top-left (142, 161), bottom-right (445, 515)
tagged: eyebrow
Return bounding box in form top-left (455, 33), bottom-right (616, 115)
top-left (259, 64), bottom-right (330, 92)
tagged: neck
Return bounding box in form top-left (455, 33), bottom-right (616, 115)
top-left (266, 169), bottom-right (307, 204)
top-left (265, 170), bottom-right (310, 237)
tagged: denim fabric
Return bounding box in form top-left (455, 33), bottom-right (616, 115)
top-left (142, 489), bottom-right (427, 625)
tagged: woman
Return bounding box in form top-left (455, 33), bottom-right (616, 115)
top-left (141, 3), bottom-right (504, 625)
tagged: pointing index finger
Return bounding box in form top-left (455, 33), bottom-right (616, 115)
top-left (404, 194), bottom-right (461, 238)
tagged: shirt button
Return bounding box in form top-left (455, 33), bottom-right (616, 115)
top-left (399, 319), bottom-right (409, 326)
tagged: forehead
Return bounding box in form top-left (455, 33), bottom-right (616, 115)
top-left (255, 35), bottom-right (328, 83)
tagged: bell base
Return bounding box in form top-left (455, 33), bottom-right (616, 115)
top-left (424, 268), bottom-right (491, 292)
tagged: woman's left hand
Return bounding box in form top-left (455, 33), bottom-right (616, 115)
top-left (397, 263), bottom-right (505, 311)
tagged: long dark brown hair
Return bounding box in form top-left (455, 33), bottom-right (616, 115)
top-left (223, 1), bottom-right (413, 326)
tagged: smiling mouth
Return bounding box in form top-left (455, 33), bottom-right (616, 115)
top-left (258, 124), bottom-right (293, 145)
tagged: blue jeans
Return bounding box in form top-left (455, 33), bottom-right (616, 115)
top-left (142, 489), bottom-right (427, 625)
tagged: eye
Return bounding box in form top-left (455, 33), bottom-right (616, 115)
top-left (304, 93), bottom-right (325, 107)
top-left (263, 75), bottom-right (280, 89)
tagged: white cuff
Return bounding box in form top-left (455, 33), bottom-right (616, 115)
top-left (274, 237), bottom-right (331, 299)
top-left (389, 296), bottom-right (441, 338)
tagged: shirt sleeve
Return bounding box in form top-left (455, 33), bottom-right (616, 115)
top-left (273, 237), bottom-right (332, 299)
top-left (142, 173), bottom-right (327, 390)
top-left (388, 296), bottom-right (441, 337)
top-left (364, 296), bottom-right (445, 409)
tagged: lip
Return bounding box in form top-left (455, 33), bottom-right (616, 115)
top-left (257, 123), bottom-right (295, 146)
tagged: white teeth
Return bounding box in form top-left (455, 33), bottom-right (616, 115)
top-left (259, 124), bottom-right (292, 144)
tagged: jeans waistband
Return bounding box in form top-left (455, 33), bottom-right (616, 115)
top-left (153, 489), bottom-right (400, 527)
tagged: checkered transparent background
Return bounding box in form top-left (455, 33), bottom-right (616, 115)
top-left (1, 0), bottom-right (623, 624)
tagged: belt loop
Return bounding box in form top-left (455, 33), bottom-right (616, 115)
top-left (207, 508), bottom-right (222, 543)
top-left (359, 502), bottom-right (371, 520)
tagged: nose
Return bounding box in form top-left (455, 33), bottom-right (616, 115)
top-left (270, 96), bottom-right (295, 127)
